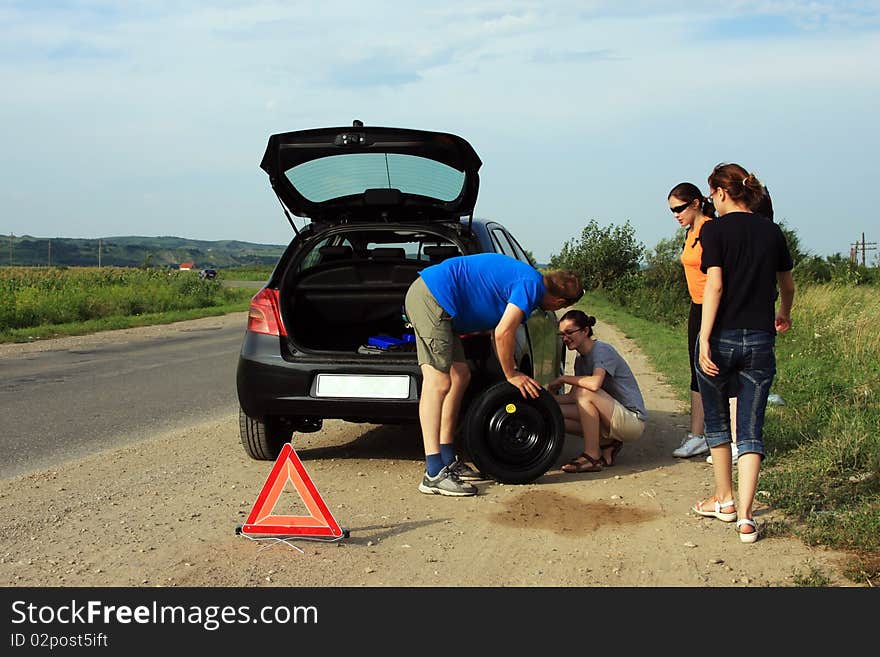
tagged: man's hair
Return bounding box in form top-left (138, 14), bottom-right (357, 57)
top-left (543, 270), bottom-right (584, 304)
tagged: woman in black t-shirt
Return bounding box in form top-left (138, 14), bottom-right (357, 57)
top-left (692, 163), bottom-right (795, 544)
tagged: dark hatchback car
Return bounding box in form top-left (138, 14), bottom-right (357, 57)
top-left (236, 122), bottom-right (566, 483)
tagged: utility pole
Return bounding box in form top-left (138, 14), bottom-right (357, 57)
top-left (48, 239), bottom-right (51, 266)
top-left (98, 239), bottom-right (102, 267)
top-left (8, 234), bottom-right (13, 266)
top-left (850, 232), bottom-right (877, 266)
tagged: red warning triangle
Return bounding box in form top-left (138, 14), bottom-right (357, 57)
top-left (241, 443), bottom-right (344, 538)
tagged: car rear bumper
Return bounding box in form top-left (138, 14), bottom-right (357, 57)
top-left (236, 332), bottom-right (422, 422)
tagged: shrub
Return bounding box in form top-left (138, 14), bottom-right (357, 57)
top-left (548, 219), bottom-right (644, 291)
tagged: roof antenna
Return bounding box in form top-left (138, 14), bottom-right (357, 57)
top-left (352, 119), bottom-right (363, 128)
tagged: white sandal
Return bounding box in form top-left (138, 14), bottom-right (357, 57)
top-left (692, 497), bottom-right (737, 522)
top-left (736, 518), bottom-right (759, 543)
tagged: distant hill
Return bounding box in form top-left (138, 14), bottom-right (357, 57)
top-left (2, 235), bottom-right (286, 268)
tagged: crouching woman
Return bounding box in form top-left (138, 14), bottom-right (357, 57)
top-left (547, 310), bottom-right (648, 472)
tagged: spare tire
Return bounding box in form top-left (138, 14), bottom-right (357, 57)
top-left (462, 381), bottom-right (565, 484)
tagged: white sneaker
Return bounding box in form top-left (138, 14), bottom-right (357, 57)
top-left (673, 433), bottom-right (709, 458)
top-left (706, 443), bottom-right (739, 465)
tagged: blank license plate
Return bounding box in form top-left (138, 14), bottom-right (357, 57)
top-left (314, 374), bottom-right (410, 399)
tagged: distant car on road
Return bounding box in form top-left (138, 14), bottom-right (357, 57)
top-left (199, 268), bottom-right (218, 279)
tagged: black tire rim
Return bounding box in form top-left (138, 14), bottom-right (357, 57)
top-left (484, 398), bottom-right (555, 472)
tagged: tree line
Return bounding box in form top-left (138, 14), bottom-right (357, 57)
top-left (548, 219), bottom-right (878, 327)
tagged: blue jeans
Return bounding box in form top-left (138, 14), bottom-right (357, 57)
top-left (695, 329), bottom-right (776, 459)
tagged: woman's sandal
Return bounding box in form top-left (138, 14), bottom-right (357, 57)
top-left (602, 439), bottom-right (623, 467)
top-left (561, 452), bottom-right (604, 473)
top-left (691, 496), bottom-right (737, 522)
top-left (736, 518), bottom-right (759, 543)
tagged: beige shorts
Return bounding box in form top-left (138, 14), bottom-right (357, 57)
top-left (603, 400), bottom-right (646, 443)
top-left (404, 276), bottom-right (466, 373)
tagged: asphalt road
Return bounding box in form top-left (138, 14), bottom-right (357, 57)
top-left (0, 320), bottom-right (246, 479)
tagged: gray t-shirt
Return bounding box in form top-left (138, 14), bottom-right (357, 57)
top-left (573, 340), bottom-right (647, 420)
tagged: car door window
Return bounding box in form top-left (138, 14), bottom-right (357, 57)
top-left (491, 226), bottom-right (536, 266)
top-left (507, 232), bottom-right (536, 266)
top-left (490, 228), bottom-right (517, 259)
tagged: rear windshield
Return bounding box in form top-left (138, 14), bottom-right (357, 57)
top-left (286, 153), bottom-right (466, 203)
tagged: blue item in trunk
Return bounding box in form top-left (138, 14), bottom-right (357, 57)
top-left (368, 335), bottom-right (405, 349)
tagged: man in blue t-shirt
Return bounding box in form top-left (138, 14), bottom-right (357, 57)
top-left (404, 253), bottom-right (583, 497)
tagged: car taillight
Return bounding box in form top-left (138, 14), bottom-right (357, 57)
top-left (247, 288), bottom-right (287, 336)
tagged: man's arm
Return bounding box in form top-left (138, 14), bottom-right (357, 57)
top-left (494, 302), bottom-right (542, 399)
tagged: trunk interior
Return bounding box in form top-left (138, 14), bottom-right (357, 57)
top-left (283, 259), bottom-right (425, 354)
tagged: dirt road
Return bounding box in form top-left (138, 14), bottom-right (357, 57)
top-left (0, 313), bottom-right (859, 587)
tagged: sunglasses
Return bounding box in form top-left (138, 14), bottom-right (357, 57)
top-left (557, 327), bottom-right (585, 338)
top-left (670, 202), bottom-right (691, 214)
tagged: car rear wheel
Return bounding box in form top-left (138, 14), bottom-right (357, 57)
top-left (462, 381), bottom-right (565, 484)
top-left (239, 408), bottom-right (292, 460)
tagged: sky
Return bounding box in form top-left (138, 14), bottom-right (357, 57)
top-left (2, 1), bottom-right (879, 263)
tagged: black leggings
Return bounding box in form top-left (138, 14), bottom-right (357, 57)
top-left (688, 301), bottom-right (701, 392)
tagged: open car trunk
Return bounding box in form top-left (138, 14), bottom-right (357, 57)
top-left (282, 259), bottom-right (424, 354)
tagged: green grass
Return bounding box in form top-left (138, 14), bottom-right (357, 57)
top-left (579, 287), bottom-right (880, 585)
top-left (0, 266), bottom-right (255, 342)
top-left (757, 284), bottom-right (879, 571)
top-left (0, 297), bottom-right (252, 343)
top-left (791, 563), bottom-right (833, 587)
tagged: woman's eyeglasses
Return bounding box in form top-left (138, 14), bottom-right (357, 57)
top-left (557, 327), bottom-right (585, 338)
top-left (670, 202), bottom-right (690, 214)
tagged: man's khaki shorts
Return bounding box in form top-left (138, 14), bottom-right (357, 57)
top-left (603, 400), bottom-right (646, 443)
top-left (404, 276), bottom-right (466, 373)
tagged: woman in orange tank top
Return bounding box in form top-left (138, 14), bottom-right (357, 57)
top-left (668, 182), bottom-right (716, 459)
